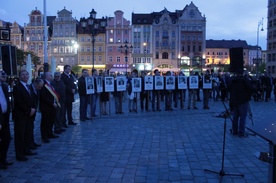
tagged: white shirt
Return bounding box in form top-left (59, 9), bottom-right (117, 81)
top-left (0, 84), bottom-right (8, 114)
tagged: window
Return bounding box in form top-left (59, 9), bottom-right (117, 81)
top-left (116, 56), bottom-right (120, 62)
top-left (156, 31), bottom-right (159, 37)
top-left (109, 38), bottom-right (114, 43)
top-left (109, 56), bottom-right (113, 62)
top-left (162, 52), bottom-right (169, 59)
top-left (156, 52), bottom-right (159, 59)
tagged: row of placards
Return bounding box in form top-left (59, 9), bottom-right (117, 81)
top-left (85, 76), bottom-right (213, 94)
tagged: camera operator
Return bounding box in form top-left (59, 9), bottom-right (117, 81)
top-left (228, 69), bottom-right (256, 137)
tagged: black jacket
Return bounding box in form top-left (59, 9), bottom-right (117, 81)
top-left (228, 76), bottom-right (256, 106)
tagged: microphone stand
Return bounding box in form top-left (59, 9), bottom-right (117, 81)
top-left (204, 101), bottom-right (244, 177)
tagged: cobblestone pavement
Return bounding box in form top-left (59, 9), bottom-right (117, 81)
top-left (0, 93), bottom-right (274, 183)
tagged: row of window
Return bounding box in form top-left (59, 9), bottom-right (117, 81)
top-left (80, 56), bottom-right (103, 62)
top-left (79, 36), bottom-right (103, 42)
top-left (267, 53), bottom-right (276, 62)
top-left (80, 46), bottom-right (103, 52)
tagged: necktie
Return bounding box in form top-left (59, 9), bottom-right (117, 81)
top-left (26, 84), bottom-right (31, 95)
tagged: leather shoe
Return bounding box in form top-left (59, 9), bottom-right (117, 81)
top-left (42, 138), bottom-right (50, 143)
top-left (2, 160), bottom-right (14, 166)
top-left (85, 117), bottom-right (91, 120)
top-left (33, 143), bottom-right (41, 147)
top-left (68, 122), bottom-right (77, 125)
top-left (16, 156), bottom-right (28, 161)
top-left (63, 124), bottom-right (69, 128)
top-left (25, 151), bottom-right (37, 156)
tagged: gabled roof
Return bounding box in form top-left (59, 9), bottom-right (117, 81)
top-left (206, 39), bottom-right (249, 49)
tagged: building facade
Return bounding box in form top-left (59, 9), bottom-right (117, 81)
top-left (51, 7), bottom-right (78, 71)
top-left (106, 10), bottom-right (132, 73)
top-left (132, 2), bottom-right (206, 74)
top-left (267, 0), bottom-right (276, 77)
top-left (22, 8), bottom-right (50, 70)
top-left (77, 9), bottom-right (107, 72)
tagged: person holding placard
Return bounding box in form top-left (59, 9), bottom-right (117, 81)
top-left (203, 70), bottom-right (211, 109)
top-left (187, 70), bottom-right (198, 110)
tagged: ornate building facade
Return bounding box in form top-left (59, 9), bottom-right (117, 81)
top-left (22, 8), bottom-right (50, 67)
top-left (132, 2), bottom-right (206, 74)
top-left (106, 10), bottom-right (132, 73)
top-left (51, 7), bottom-right (78, 71)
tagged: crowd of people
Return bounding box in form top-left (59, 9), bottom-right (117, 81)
top-left (0, 65), bottom-right (275, 171)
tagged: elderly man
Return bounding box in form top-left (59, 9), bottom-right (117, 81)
top-left (13, 70), bottom-right (37, 161)
top-left (0, 70), bottom-right (13, 168)
top-left (26, 79), bottom-right (44, 150)
top-left (51, 72), bottom-right (66, 134)
top-left (40, 72), bottom-right (59, 143)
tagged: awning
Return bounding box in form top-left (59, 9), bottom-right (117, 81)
top-left (109, 68), bottom-right (131, 73)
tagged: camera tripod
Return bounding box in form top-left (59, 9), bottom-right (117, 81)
top-left (204, 101), bottom-right (244, 177)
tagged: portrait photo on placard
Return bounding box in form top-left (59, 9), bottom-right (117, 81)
top-left (178, 76), bottom-right (187, 89)
top-left (85, 77), bottom-right (94, 94)
top-left (132, 78), bottom-right (141, 92)
top-left (144, 76), bottom-right (153, 90)
top-left (116, 76), bottom-right (126, 91)
top-left (189, 75), bottom-right (199, 89)
top-left (154, 76), bottom-right (164, 90)
top-left (165, 76), bottom-right (175, 90)
top-left (96, 77), bottom-right (103, 93)
top-left (203, 75), bottom-right (212, 89)
top-left (104, 77), bottom-right (114, 92)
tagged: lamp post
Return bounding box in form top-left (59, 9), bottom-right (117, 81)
top-left (119, 41), bottom-right (133, 74)
top-left (143, 42), bottom-right (147, 71)
top-left (80, 9), bottom-right (107, 70)
top-left (256, 18), bottom-right (264, 78)
top-left (43, 0), bottom-right (48, 72)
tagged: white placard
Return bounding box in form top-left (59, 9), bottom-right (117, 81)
top-left (178, 76), bottom-right (187, 89)
top-left (189, 76), bottom-right (199, 89)
top-left (96, 77), bottom-right (103, 93)
top-left (104, 77), bottom-right (114, 92)
top-left (116, 76), bottom-right (126, 91)
top-left (154, 76), bottom-right (164, 90)
top-left (132, 78), bottom-right (141, 92)
top-left (85, 77), bottom-right (94, 94)
top-left (144, 76), bottom-right (153, 90)
top-left (203, 75), bottom-right (212, 89)
top-left (165, 76), bottom-right (175, 90)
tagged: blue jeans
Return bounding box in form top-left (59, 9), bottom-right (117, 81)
top-left (79, 95), bottom-right (88, 120)
top-left (232, 102), bottom-right (248, 134)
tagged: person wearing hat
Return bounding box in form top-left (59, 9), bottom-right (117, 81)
top-left (228, 69), bottom-right (256, 137)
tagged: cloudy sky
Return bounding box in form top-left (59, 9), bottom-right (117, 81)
top-left (1, 0), bottom-right (267, 49)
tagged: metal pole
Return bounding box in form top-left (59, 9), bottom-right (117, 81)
top-left (92, 35), bottom-right (95, 70)
top-left (43, 0), bottom-right (48, 72)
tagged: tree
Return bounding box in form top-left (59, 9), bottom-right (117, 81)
top-left (71, 65), bottom-right (82, 78)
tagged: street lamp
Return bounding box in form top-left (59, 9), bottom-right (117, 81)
top-left (119, 41), bottom-right (133, 74)
top-left (143, 42), bottom-right (147, 71)
top-left (256, 18), bottom-right (264, 78)
top-left (80, 9), bottom-right (107, 70)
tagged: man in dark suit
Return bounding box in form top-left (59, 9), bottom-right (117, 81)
top-left (78, 69), bottom-right (90, 122)
top-left (13, 70), bottom-right (37, 161)
top-left (61, 65), bottom-right (76, 125)
top-left (0, 70), bottom-right (13, 169)
top-left (40, 72), bottom-right (59, 143)
top-left (26, 79), bottom-right (44, 149)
